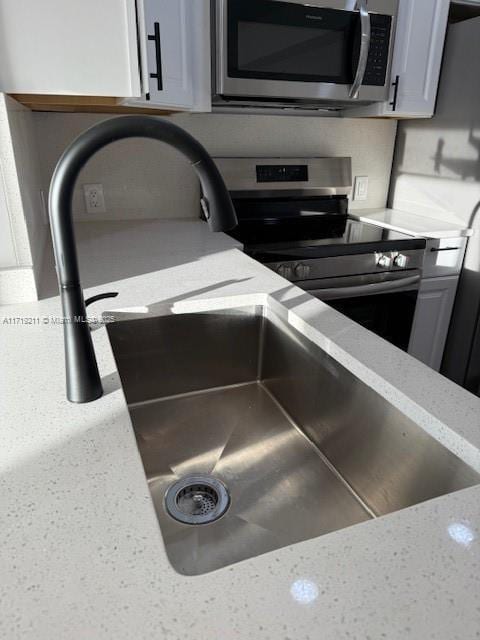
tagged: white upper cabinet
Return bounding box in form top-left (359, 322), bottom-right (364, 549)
top-left (0, 0), bottom-right (141, 97)
top-left (0, 0), bottom-right (211, 112)
top-left (0, 0), bottom-right (450, 117)
top-left (346, 0), bottom-right (450, 118)
top-left (124, 0), bottom-right (211, 111)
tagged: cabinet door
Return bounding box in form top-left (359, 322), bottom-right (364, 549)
top-left (422, 238), bottom-right (467, 279)
top-left (0, 0), bottom-right (141, 97)
top-left (346, 0), bottom-right (450, 119)
top-left (408, 276), bottom-right (459, 371)
top-left (127, 0), bottom-right (211, 111)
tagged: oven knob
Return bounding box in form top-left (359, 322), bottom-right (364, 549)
top-left (294, 263), bottom-right (310, 279)
top-left (376, 253), bottom-right (392, 268)
top-left (393, 253), bottom-right (408, 268)
top-left (277, 264), bottom-right (293, 280)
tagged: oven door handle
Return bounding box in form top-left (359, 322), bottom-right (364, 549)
top-left (307, 275), bottom-right (421, 301)
top-left (349, 0), bottom-right (371, 100)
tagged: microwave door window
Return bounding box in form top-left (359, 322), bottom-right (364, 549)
top-left (237, 23), bottom-right (345, 78)
top-left (227, 2), bottom-right (356, 84)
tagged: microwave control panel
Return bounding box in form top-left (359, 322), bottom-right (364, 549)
top-left (363, 14), bottom-right (393, 87)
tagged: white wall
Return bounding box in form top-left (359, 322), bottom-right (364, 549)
top-left (0, 163), bottom-right (17, 267)
top-left (33, 112), bottom-right (397, 222)
top-left (390, 17), bottom-right (480, 231)
top-left (0, 94), bottom-right (46, 304)
top-left (6, 96), bottom-right (47, 279)
top-left (389, 17), bottom-right (480, 391)
top-left (390, 18), bottom-right (480, 287)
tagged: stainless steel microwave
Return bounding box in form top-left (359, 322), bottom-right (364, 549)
top-left (212, 0), bottom-right (399, 110)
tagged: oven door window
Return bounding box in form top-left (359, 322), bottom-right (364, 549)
top-left (227, 0), bottom-right (358, 84)
top-left (327, 290), bottom-right (418, 351)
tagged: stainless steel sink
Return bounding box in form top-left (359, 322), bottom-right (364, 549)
top-left (107, 305), bottom-right (480, 575)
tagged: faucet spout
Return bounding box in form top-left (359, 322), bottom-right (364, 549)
top-left (49, 116), bottom-right (237, 403)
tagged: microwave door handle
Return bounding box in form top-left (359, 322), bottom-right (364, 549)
top-left (349, 0), bottom-right (371, 100)
top-left (308, 275), bottom-right (421, 301)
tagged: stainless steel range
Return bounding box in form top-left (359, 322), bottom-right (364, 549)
top-left (213, 156), bottom-right (426, 351)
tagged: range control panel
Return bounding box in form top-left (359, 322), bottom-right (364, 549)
top-left (256, 164), bottom-right (309, 183)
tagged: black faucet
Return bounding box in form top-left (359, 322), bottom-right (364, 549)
top-left (49, 116), bottom-right (237, 404)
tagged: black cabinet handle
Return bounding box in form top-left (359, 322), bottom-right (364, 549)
top-left (430, 247), bottom-right (461, 253)
top-left (148, 21), bottom-right (163, 91)
top-left (389, 74), bottom-right (400, 112)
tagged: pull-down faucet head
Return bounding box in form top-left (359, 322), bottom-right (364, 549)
top-left (49, 115), bottom-right (237, 403)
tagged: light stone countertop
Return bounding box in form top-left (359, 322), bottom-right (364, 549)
top-left (1, 218), bottom-right (480, 640)
top-left (349, 207), bottom-right (474, 239)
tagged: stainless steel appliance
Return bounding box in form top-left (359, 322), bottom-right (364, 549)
top-left (213, 156), bottom-right (426, 351)
top-left (212, 0), bottom-right (399, 110)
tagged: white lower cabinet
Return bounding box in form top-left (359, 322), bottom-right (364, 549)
top-left (408, 276), bottom-right (459, 371)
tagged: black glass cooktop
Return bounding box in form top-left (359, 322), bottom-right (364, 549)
top-left (233, 218), bottom-right (425, 261)
top-left (227, 195), bottom-right (426, 260)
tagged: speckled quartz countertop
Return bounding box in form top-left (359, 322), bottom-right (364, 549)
top-left (349, 208), bottom-right (473, 238)
top-left (1, 219), bottom-right (480, 640)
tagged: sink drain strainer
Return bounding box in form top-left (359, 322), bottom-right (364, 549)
top-left (164, 475), bottom-right (230, 525)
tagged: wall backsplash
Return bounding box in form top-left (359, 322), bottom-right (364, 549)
top-left (33, 112), bottom-right (397, 221)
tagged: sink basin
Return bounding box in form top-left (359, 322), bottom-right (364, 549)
top-left (107, 305), bottom-right (480, 575)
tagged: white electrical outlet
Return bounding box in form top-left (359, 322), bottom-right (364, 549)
top-left (83, 183), bottom-right (106, 214)
top-left (354, 176), bottom-right (369, 201)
